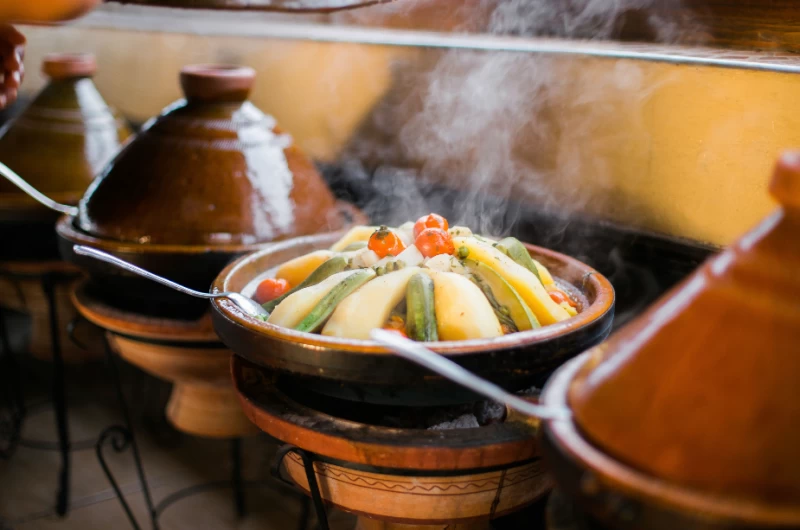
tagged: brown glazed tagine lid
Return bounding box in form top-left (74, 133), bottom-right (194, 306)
top-left (77, 64), bottom-right (343, 246)
top-left (0, 53), bottom-right (132, 211)
top-left (567, 151), bottom-right (800, 515)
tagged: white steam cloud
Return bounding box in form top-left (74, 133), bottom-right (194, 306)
top-left (338, 0), bottom-right (701, 239)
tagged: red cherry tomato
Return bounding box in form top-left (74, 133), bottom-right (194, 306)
top-left (548, 289), bottom-right (577, 308)
top-left (253, 278), bottom-right (291, 304)
top-left (414, 228), bottom-right (455, 258)
top-left (368, 226), bottom-right (406, 258)
top-left (413, 213), bottom-right (449, 238)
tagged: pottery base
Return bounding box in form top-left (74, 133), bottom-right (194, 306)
top-left (108, 335), bottom-right (257, 439)
top-left (166, 382), bottom-right (258, 439)
top-left (284, 451), bottom-right (549, 527)
top-left (355, 518), bottom-right (490, 529)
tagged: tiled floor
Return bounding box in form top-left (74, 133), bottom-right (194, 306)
top-left (0, 358), bottom-right (355, 530)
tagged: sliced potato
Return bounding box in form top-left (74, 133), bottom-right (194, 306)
top-left (268, 270), bottom-right (362, 329)
top-left (453, 237), bottom-right (571, 325)
top-left (533, 259), bottom-right (555, 286)
top-left (322, 267), bottom-right (422, 340)
top-left (330, 226), bottom-right (379, 252)
top-left (428, 270), bottom-right (502, 340)
top-left (275, 250), bottom-right (336, 287)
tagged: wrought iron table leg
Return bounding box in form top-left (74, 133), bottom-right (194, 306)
top-left (0, 307), bottom-right (24, 460)
top-left (100, 337), bottom-right (158, 530)
top-left (271, 445), bottom-right (330, 530)
top-left (231, 438), bottom-right (246, 517)
top-left (42, 274), bottom-right (70, 516)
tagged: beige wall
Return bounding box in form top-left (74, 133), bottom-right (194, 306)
top-left (16, 25), bottom-right (800, 246)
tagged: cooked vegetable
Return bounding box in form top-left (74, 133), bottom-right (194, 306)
top-left (330, 225), bottom-right (380, 252)
top-left (453, 236), bottom-right (570, 326)
top-left (448, 226), bottom-right (473, 238)
top-left (322, 267), bottom-right (420, 339)
top-left (463, 259), bottom-right (540, 331)
top-left (255, 217), bottom-right (580, 341)
top-left (495, 237), bottom-right (541, 283)
top-left (413, 213), bottom-right (449, 238)
top-left (341, 241), bottom-right (368, 252)
top-left (415, 228), bottom-right (455, 258)
top-left (296, 268), bottom-right (376, 333)
top-left (268, 270), bottom-right (365, 329)
top-left (253, 278), bottom-right (291, 305)
top-left (428, 270), bottom-right (502, 340)
top-left (548, 288), bottom-right (576, 308)
top-left (275, 250), bottom-right (336, 287)
top-left (368, 226), bottom-right (407, 259)
top-left (406, 272), bottom-right (438, 341)
top-left (262, 256), bottom-right (348, 312)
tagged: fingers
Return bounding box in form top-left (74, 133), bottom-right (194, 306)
top-left (0, 27), bottom-right (25, 110)
top-left (0, 25), bottom-right (25, 47)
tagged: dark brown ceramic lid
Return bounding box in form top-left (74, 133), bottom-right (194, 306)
top-left (78, 64), bottom-right (343, 246)
top-left (0, 53), bottom-right (131, 205)
top-left (568, 151), bottom-right (800, 508)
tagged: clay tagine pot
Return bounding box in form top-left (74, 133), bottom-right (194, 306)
top-left (0, 53), bottom-right (132, 215)
top-left (57, 64), bottom-right (361, 316)
top-left (233, 356), bottom-right (550, 529)
top-left (540, 151), bottom-right (800, 529)
top-left (0, 53), bottom-right (131, 261)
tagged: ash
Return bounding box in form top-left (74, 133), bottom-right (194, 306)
top-left (424, 385), bottom-right (541, 431)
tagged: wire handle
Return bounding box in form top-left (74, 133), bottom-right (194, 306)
top-left (73, 245), bottom-right (215, 299)
top-left (0, 162), bottom-right (79, 216)
top-left (371, 329), bottom-right (571, 421)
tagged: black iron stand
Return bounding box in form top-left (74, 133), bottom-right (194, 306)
top-left (96, 337), bottom-right (250, 530)
top-left (271, 445), bottom-right (326, 530)
top-left (0, 268), bottom-right (83, 516)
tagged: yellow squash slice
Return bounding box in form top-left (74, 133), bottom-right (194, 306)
top-left (275, 250), bottom-right (336, 287)
top-left (268, 270), bottom-right (365, 329)
top-left (427, 270), bottom-right (503, 340)
top-left (453, 237), bottom-right (571, 325)
top-left (322, 267), bottom-right (422, 340)
top-left (330, 226), bottom-right (379, 252)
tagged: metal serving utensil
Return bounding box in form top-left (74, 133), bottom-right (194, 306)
top-left (73, 245), bottom-right (269, 319)
top-left (370, 328), bottom-right (571, 421)
top-left (0, 162), bottom-right (79, 216)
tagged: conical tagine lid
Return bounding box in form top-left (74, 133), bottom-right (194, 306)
top-left (569, 151), bottom-right (800, 508)
top-left (77, 65), bottom-right (342, 246)
top-left (0, 53), bottom-right (132, 205)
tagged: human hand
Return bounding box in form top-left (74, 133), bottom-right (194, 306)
top-left (0, 25), bottom-right (24, 109)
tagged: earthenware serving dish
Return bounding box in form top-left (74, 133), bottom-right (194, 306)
top-left (537, 151), bottom-right (800, 530)
top-left (211, 231), bottom-right (614, 405)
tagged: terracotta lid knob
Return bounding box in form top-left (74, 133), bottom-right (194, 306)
top-left (42, 53), bottom-right (97, 80)
top-left (770, 151), bottom-right (800, 210)
top-left (179, 64), bottom-right (255, 103)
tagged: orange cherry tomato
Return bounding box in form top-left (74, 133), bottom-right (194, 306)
top-left (548, 289), bottom-right (577, 308)
top-left (413, 213), bottom-right (449, 238)
top-left (253, 278), bottom-right (291, 304)
top-left (368, 226), bottom-right (406, 258)
top-left (414, 228), bottom-right (455, 258)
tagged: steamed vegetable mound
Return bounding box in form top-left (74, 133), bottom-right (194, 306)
top-left (249, 214), bottom-right (579, 341)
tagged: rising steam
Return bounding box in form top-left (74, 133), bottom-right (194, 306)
top-left (335, 0), bottom-right (702, 240)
